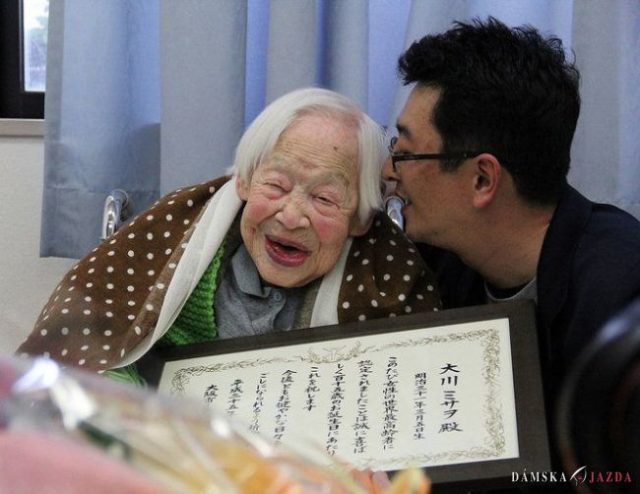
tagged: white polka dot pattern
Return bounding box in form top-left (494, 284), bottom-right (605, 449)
top-left (337, 212), bottom-right (441, 323)
top-left (18, 177), bottom-right (227, 371)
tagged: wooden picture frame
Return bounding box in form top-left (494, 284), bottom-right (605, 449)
top-left (141, 300), bottom-right (550, 491)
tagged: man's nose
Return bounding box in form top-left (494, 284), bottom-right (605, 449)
top-left (382, 155), bottom-right (398, 182)
top-left (275, 198), bottom-right (311, 229)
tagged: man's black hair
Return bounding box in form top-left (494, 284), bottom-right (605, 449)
top-left (398, 17), bottom-right (581, 205)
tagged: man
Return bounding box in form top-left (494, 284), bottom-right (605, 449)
top-left (384, 18), bottom-right (640, 410)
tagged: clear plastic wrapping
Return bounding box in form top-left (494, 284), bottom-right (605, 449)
top-left (0, 356), bottom-right (429, 493)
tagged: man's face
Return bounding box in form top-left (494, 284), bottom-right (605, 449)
top-left (237, 114), bottom-right (364, 288)
top-left (383, 85), bottom-right (470, 247)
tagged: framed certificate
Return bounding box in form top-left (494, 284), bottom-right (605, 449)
top-left (143, 300), bottom-right (550, 491)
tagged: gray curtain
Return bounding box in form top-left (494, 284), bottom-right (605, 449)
top-left (41, 0), bottom-right (640, 259)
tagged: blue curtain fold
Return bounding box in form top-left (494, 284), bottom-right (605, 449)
top-left (41, 0), bottom-right (161, 258)
top-left (41, 0), bottom-right (640, 259)
top-left (569, 0), bottom-right (640, 216)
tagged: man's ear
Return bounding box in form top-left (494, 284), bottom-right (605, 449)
top-left (235, 176), bottom-right (249, 201)
top-left (349, 214), bottom-right (373, 237)
top-left (471, 154), bottom-right (501, 209)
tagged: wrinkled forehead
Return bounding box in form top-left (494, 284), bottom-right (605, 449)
top-left (284, 111), bottom-right (359, 146)
top-left (271, 112), bottom-right (360, 174)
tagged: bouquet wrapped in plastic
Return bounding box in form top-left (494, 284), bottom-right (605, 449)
top-left (0, 356), bottom-right (429, 493)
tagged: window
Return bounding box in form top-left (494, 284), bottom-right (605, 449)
top-left (0, 0), bottom-right (48, 119)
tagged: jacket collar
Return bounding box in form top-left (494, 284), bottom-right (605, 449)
top-left (537, 185), bottom-right (593, 327)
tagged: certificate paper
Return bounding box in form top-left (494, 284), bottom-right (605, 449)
top-left (158, 317), bottom-right (521, 472)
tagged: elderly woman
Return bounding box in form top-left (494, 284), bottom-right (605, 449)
top-left (18, 88), bottom-right (440, 376)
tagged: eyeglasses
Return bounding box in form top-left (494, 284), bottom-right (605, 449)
top-left (387, 136), bottom-right (482, 172)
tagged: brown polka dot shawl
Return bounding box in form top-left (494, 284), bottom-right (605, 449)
top-left (18, 176), bottom-right (441, 371)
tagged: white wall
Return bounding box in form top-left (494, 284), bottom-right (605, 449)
top-left (0, 135), bottom-right (75, 354)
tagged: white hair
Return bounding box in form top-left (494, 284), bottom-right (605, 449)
top-left (232, 87), bottom-right (385, 226)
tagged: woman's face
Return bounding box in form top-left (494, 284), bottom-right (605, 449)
top-left (237, 114), bottom-right (368, 288)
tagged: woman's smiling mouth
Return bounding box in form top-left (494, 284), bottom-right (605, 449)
top-left (265, 235), bottom-right (311, 267)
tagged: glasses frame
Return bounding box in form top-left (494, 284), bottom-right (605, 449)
top-left (387, 136), bottom-right (482, 172)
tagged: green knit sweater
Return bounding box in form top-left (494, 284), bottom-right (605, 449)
top-left (104, 242), bottom-right (226, 386)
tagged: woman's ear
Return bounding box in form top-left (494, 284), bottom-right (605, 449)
top-left (471, 154), bottom-right (501, 209)
top-left (235, 176), bottom-right (250, 201)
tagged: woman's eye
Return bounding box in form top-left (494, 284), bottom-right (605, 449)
top-left (315, 195), bottom-right (336, 206)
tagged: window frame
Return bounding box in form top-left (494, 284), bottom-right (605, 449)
top-left (0, 0), bottom-right (45, 119)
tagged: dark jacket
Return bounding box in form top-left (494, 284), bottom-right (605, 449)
top-left (419, 185), bottom-right (640, 487)
top-left (419, 184), bottom-right (640, 401)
